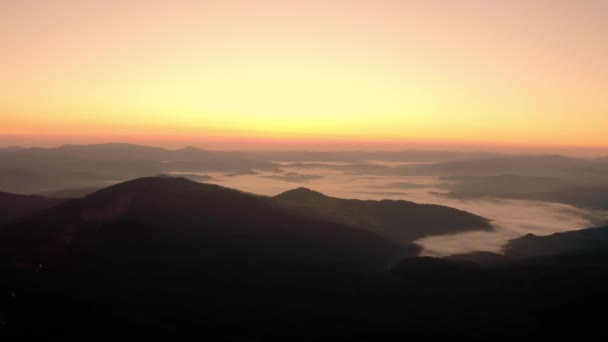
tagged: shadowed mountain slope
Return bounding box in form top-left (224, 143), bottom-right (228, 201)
top-left (2, 177), bottom-right (608, 339)
top-left (274, 187), bottom-right (492, 247)
top-left (0, 177), bottom-right (403, 270)
top-left (504, 225), bottom-right (608, 259)
top-left (0, 192), bottom-right (63, 226)
top-left (0, 177), bottom-right (412, 338)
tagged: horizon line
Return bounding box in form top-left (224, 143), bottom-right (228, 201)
top-left (2, 136), bottom-right (608, 157)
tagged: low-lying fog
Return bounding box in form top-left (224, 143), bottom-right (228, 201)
top-left (173, 161), bottom-right (608, 257)
top-left (4, 145), bottom-right (608, 257)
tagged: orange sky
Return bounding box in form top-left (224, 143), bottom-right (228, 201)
top-left (1, 0), bottom-right (607, 150)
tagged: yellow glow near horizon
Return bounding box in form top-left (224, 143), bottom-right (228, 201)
top-left (1, 0), bottom-right (607, 149)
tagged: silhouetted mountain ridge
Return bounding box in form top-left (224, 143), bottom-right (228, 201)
top-left (273, 188), bottom-right (492, 247)
top-left (0, 177), bottom-right (403, 271)
top-left (275, 187), bottom-right (328, 200)
top-left (504, 225), bottom-right (608, 259)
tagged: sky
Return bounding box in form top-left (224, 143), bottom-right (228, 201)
top-left (1, 0), bottom-right (607, 150)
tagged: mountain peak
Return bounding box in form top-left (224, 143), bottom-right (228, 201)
top-left (275, 187), bottom-right (327, 201)
top-left (72, 176), bottom-right (220, 207)
top-left (178, 145), bottom-right (205, 151)
top-left (87, 176), bottom-right (208, 195)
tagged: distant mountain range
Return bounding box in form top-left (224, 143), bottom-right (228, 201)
top-left (0, 143), bottom-right (505, 161)
top-left (0, 146), bottom-right (23, 153)
top-left (1, 143), bottom-right (608, 197)
top-left (443, 174), bottom-right (608, 210)
top-left (404, 154), bottom-right (608, 177)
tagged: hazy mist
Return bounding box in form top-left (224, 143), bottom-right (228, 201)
top-left (185, 162), bottom-right (608, 256)
top-left (2, 144), bottom-right (608, 256)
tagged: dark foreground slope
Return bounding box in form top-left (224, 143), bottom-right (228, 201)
top-left (2, 177), bottom-right (608, 340)
top-left (0, 192), bottom-right (63, 226)
top-left (390, 227), bottom-right (608, 341)
top-left (0, 177), bottom-right (412, 338)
